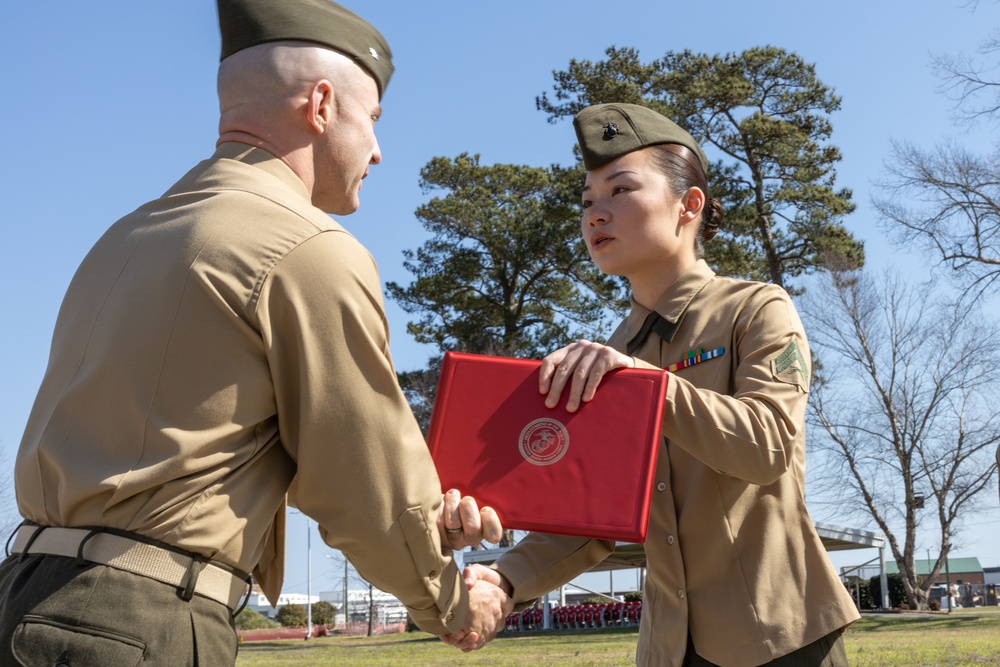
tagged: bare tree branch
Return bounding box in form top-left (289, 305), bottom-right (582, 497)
top-left (932, 28), bottom-right (1000, 127)
top-left (803, 268), bottom-right (1000, 609)
top-left (873, 140), bottom-right (1000, 305)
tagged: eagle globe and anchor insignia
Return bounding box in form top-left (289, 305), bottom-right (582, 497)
top-left (518, 418), bottom-right (570, 466)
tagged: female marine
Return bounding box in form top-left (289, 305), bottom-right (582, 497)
top-left (461, 103), bottom-right (859, 667)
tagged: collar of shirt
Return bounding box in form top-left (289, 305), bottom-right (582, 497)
top-left (213, 142), bottom-right (313, 203)
top-left (624, 259), bottom-right (716, 346)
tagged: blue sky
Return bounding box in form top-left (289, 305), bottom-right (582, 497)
top-left (2, 1), bottom-right (998, 598)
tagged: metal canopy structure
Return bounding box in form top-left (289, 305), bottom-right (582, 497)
top-left (815, 522), bottom-right (885, 552)
top-left (466, 522), bottom-right (885, 569)
top-left (463, 521), bottom-right (891, 609)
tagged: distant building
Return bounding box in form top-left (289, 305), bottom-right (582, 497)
top-left (561, 587), bottom-right (640, 605)
top-left (245, 584), bottom-right (320, 619)
top-left (244, 584), bottom-right (411, 624)
top-left (885, 557), bottom-right (985, 586)
top-left (320, 589), bottom-right (408, 625)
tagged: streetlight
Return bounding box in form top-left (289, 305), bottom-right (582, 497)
top-left (292, 511), bottom-right (313, 639)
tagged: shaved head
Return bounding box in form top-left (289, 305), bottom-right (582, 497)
top-left (218, 41), bottom-right (356, 123)
top-left (215, 40), bottom-right (383, 215)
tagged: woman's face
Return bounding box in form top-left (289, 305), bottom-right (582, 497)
top-left (580, 148), bottom-right (698, 298)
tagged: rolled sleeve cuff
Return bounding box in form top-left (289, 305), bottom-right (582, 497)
top-left (398, 506), bottom-right (469, 635)
top-left (491, 563), bottom-right (540, 613)
top-left (405, 576), bottom-right (467, 634)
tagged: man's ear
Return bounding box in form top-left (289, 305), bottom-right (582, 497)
top-left (305, 79), bottom-right (334, 134)
top-left (679, 187), bottom-right (705, 227)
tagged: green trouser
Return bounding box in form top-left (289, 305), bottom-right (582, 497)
top-left (683, 629), bottom-right (849, 667)
top-left (0, 553), bottom-right (238, 666)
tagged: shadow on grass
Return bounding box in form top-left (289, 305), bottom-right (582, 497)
top-left (854, 612), bottom-right (1000, 634)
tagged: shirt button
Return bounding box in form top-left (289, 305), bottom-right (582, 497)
top-left (667, 534), bottom-right (675, 545)
top-left (446, 611), bottom-right (455, 621)
top-left (428, 570), bottom-right (437, 579)
top-left (677, 589), bottom-right (685, 599)
top-left (656, 481), bottom-right (667, 492)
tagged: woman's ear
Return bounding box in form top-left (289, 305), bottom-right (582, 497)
top-left (678, 187), bottom-right (705, 227)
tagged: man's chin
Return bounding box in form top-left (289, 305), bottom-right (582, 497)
top-left (316, 196), bottom-right (360, 216)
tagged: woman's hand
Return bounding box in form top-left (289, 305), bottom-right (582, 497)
top-left (539, 340), bottom-right (635, 412)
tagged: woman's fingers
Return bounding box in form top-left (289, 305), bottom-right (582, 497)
top-left (539, 341), bottom-right (634, 412)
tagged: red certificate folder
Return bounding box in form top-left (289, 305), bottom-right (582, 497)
top-left (426, 351), bottom-right (668, 543)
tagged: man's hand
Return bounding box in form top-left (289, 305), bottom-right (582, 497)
top-left (439, 489), bottom-right (504, 550)
top-left (440, 565), bottom-right (513, 652)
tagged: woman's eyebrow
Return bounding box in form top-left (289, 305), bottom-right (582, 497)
top-left (582, 169), bottom-right (638, 194)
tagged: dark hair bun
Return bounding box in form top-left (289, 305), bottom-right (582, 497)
top-left (701, 197), bottom-right (723, 242)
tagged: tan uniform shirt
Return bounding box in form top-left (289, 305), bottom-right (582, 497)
top-left (495, 260), bottom-right (859, 667)
top-left (14, 143), bottom-right (467, 634)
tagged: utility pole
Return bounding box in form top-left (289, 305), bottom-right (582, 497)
top-left (325, 552), bottom-right (350, 630)
top-left (367, 581), bottom-right (375, 637)
top-left (306, 518), bottom-right (313, 640)
top-left (945, 557), bottom-right (952, 613)
top-left (926, 549), bottom-right (931, 609)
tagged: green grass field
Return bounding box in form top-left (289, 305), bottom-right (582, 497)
top-left (236, 607), bottom-right (1000, 667)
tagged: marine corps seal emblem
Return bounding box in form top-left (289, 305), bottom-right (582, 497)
top-left (518, 418), bottom-right (570, 466)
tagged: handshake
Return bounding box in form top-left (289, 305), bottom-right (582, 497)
top-left (440, 564), bottom-right (514, 652)
top-left (429, 341), bottom-right (640, 651)
top-left (435, 488), bottom-right (514, 652)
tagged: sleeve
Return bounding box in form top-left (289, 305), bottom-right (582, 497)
top-left (493, 533), bottom-right (615, 608)
top-left (656, 285), bottom-right (811, 486)
top-left (256, 231), bottom-right (466, 635)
